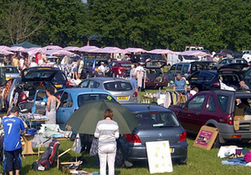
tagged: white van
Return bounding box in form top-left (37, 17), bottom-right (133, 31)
top-left (185, 46), bottom-right (204, 51)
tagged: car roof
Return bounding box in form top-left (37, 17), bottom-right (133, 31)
top-left (58, 88), bottom-right (113, 95)
top-left (85, 58), bottom-right (108, 61)
top-left (213, 90), bottom-right (251, 98)
top-left (123, 103), bottom-right (172, 113)
top-left (85, 77), bottom-right (130, 83)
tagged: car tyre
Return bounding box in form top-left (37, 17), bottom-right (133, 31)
top-left (213, 135), bottom-right (221, 148)
top-left (115, 145), bottom-right (124, 167)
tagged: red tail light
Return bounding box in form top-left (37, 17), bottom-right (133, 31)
top-left (212, 82), bottom-right (220, 87)
top-left (163, 76), bottom-right (166, 82)
top-left (133, 92), bottom-right (138, 97)
top-left (66, 80), bottom-right (70, 86)
top-left (179, 131), bottom-right (187, 142)
top-left (145, 77), bottom-right (148, 82)
top-left (124, 134), bottom-right (141, 143)
top-left (227, 114), bottom-right (233, 125)
top-left (74, 109), bottom-right (77, 112)
top-left (20, 93), bottom-right (27, 102)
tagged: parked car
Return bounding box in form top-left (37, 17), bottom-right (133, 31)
top-left (22, 67), bottom-right (68, 89)
top-left (213, 58), bottom-right (248, 70)
top-left (130, 54), bottom-right (165, 65)
top-left (1, 67), bottom-right (68, 111)
top-left (4, 65), bottom-right (20, 81)
top-left (78, 77), bottom-right (138, 104)
top-left (144, 59), bottom-right (167, 89)
top-left (116, 104), bottom-right (188, 166)
top-left (55, 88), bottom-right (117, 130)
top-left (110, 60), bottom-right (132, 78)
top-left (165, 61), bottom-right (216, 83)
top-left (81, 58), bottom-right (111, 78)
top-left (188, 63), bottom-right (248, 91)
top-left (168, 90), bottom-right (251, 147)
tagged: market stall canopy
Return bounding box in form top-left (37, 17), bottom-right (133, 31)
top-left (67, 100), bottom-right (139, 134)
top-left (91, 47), bottom-right (126, 53)
top-left (177, 50), bottom-right (210, 57)
top-left (23, 47), bottom-right (46, 57)
top-left (64, 46), bottom-right (80, 51)
top-left (43, 49), bottom-right (75, 56)
top-left (8, 46), bottom-right (25, 51)
top-left (0, 50), bottom-right (14, 55)
top-left (124, 47), bottom-right (148, 53)
top-left (0, 45), bottom-right (10, 51)
top-left (78, 45), bottom-right (99, 52)
top-left (148, 49), bottom-right (175, 54)
top-left (12, 41), bottom-right (40, 48)
top-left (43, 45), bottom-right (62, 50)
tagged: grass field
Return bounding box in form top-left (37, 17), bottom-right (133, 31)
top-left (1, 90), bottom-right (251, 174)
top-left (1, 136), bottom-right (250, 175)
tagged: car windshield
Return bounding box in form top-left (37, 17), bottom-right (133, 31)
top-left (53, 73), bottom-right (67, 81)
top-left (5, 67), bottom-right (19, 73)
top-left (120, 63), bottom-right (131, 67)
top-left (77, 93), bottom-right (116, 107)
top-left (135, 112), bottom-right (180, 128)
top-left (23, 70), bottom-right (55, 79)
top-left (104, 82), bottom-right (132, 91)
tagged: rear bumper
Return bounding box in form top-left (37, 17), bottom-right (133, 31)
top-left (123, 141), bottom-right (188, 162)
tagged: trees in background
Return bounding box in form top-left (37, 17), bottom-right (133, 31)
top-left (0, 0), bottom-right (251, 51)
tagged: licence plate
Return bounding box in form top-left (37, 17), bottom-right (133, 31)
top-left (55, 84), bottom-right (63, 88)
top-left (6, 77), bottom-right (11, 80)
top-left (170, 148), bottom-right (174, 153)
top-left (117, 96), bottom-right (129, 100)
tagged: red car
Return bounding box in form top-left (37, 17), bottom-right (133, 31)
top-left (110, 60), bottom-right (132, 78)
top-left (169, 90), bottom-right (251, 147)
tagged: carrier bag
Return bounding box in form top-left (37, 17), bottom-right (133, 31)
top-left (32, 140), bottom-right (60, 171)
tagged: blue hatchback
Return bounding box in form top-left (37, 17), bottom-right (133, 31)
top-left (55, 88), bottom-right (117, 130)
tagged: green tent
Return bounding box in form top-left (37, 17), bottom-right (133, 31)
top-left (12, 41), bottom-right (40, 48)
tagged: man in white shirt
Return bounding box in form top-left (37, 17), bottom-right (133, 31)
top-left (98, 62), bottom-right (106, 75)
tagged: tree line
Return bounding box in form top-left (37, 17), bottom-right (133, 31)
top-left (0, 0), bottom-right (250, 51)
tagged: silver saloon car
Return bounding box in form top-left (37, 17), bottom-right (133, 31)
top-left (78, 77), bottom-right (138, 104)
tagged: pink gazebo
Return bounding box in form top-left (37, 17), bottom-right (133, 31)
top-left (43, 45), bottom-right (62, 50)
top-left (64, 46), bottom-right (80, 51)
top-left (43, 49), bottom-right (75, 56)
top-left (8, 46), bottom-right (25, 52)
top-left (148, 49), bottom-right (175, 54)
top-left (78, 46), bottom-right (99, 52)
top-left (124, 47), bottom-right (148, 53)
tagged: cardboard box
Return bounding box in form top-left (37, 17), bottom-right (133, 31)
top-left (234, 120), bottom-right (240, 130)
top-left (234, 108), bottom-right (244, 121)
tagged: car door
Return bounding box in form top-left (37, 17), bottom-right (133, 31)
top-left (177, 94), bottom-right (207, 133)
top-left (56, 91), bottom-right (74, 130)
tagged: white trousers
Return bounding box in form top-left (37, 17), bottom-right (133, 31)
top-left (98, 144), bottom-right (116, 175)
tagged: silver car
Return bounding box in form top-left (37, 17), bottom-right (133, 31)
top-left (78, 77), bottom-right (138, 104)
top-left (5, 66), bottom-right (20, 81)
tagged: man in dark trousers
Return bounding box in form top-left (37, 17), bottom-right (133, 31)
top-left (3, 106), bottom-right (26, 175)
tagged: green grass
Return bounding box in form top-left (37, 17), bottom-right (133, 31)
top-left (2, 89), bottom-right (251, 174)
top-left (1, 137), bottom-right (250, 175)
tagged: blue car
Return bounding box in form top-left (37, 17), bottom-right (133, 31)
top-left (55, 88), bottom-right (117, 130)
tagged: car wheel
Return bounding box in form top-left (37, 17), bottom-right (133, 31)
top-left (115, 146), bottom-right (124, 167)
top-left (213, 135), bottom-right (221, 148)
top-left (178, 157), bottom-right (187, 164)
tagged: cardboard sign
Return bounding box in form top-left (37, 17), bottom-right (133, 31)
top-left (193, 125), bottom-right (218, 150)
top-left (146, 140), bottom-right (173, 174)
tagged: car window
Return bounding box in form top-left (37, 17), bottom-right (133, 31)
top-left (187, 95), bottom-right (206, 110)
top-left (53, 72), bottom-right (67, 81)
top-left (182, 65), bottom-right (189, 73)
top-left (200, 72), bottom-right (214, 81)
top-left (120, 63), bottom-right (132, 67)
top-left (85, 61), bottom-right (93, 67)
top-left (169, 65), bottom-right (176, 73)
top-left (104, 82), bottom-right (132, 91)
top-left (217, 95), bottom-right (229, 113)
top-left (79, 80), bottom-right (89, 88)
top-left (176, 65), bottom-right (182, 72)
top-left (77, 93), bottom-right (116, 107)
top-left (60, 92), bottom-right (73, 108)
top-left (5, 67), bottom-right (19, 73)
top-left (135, 112), bottom-right (180, 127)
top-left (207, 96), bottom-right (216, 112)
top-left (88, 80), bottom-right (100, 88)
